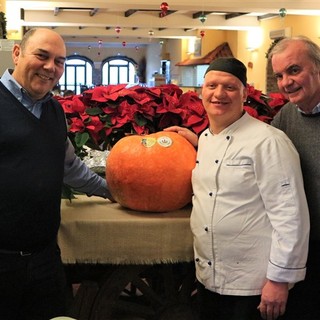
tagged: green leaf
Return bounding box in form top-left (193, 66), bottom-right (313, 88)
top-left (86, 107), bottom-right (104, 116)
top-left (61, 184), bottom-right (77, 202)
top-left (134, 114), bottom-right (148, 126)
top-left (100, 114), bottom-right (112, 123)
top-left (75, 132), bottom-right (90, 148)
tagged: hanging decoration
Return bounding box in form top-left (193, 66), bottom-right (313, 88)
top-left (148, 29), bottom-right (155, 36)
top-left (199, 12), bottom-right (207, 24)
top-left (279, 8), bottom-right (287, 18)
top-left (200, 30), bottom-right (205, 38)
top-left (115, 26), bottom-right (121, 34)
top-left (122, 41), bottom-right (126, 47)
top-left (160, 2), bottom-right (169, 17)
top-left (98, 39), bottom-right (102, 56)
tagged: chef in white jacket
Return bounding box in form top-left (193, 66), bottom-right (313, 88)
top-left (189, 57), bottom-right (309, 320)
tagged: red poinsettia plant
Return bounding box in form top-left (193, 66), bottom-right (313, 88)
top-left (56, 83), bottom-right (287, 157)
top-left (56, 84), bottom-right (207, 156)
top-left (244, 84), bottom-right (288, 123)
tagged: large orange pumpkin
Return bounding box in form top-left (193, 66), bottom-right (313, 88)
top-left (106, 131), bottom-right (197, 212)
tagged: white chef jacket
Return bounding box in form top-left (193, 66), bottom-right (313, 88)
top-left (191, 112), bottom-right (310, 296)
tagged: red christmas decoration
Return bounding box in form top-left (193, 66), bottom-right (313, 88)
top-left (200, 30), bottom-right (205, 38)
top-left (160, 2), bottom-right (169, 16)
top-left (115, 26), bottom-right (121, 34)
top-left (122, 41), bottom-right (126, 47)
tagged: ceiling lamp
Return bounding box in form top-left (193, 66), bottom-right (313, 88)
top-left (115, 26), bottom-right (121, 34)
top-left (122, 41), bottom-right (126, 47)
top-left (148, 30), bottom-right (155, 36)
top-left (199, 13), bottom-right (207, 24)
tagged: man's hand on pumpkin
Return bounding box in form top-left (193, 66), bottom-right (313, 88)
top-left (164, 126), bottom-right (198, 148)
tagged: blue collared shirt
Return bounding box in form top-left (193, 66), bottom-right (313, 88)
top-left (298, 101), bottom-right (320, 115)
top-left (0, 69), bottom-right (52, 119)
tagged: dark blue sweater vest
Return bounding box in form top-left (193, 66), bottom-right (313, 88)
top-left (0, 83), bottom-right (67, 251)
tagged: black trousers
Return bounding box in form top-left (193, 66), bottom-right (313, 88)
top-left (0, 242), bottom-right (67, 320)
top-left (196, 282), bottom-right (263, 320)
top-left (282, 241), bottom-right (320, 320)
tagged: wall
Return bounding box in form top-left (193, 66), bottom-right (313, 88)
top-left (145, 42), bottom-right (165, 86)
top-left (0, 0), bottom-right (5, 16)
top-left (165, 39), bottom-right (183, 85)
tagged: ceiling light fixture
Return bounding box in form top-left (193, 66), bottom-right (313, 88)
top-left (279, 8), bottom-right (287, 18)
top-left (199, 13), bottom-right (207, 23)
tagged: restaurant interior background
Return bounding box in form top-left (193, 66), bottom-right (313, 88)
top-left (1, 0), bottom-right (320, 94)
top-left (1, 2), bottom-right (320, 318)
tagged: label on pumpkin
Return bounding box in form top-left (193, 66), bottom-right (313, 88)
top-left (141, 137), bottom-right (157, 148)
top-left (157, 136), bottom-right (173, 148)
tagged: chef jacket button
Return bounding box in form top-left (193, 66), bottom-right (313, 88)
top-left (205, 133), bottom-right (208, 136)
top-left (196, 258), bottom-right (200, 262)
top-left (209, 192), bottom-right (213, 197)
top-left (215, 160), bottom-right (219, 164)
top-left (204, 227), bottom-right (208, 232)
top-left (226, 136), bottom-right (230, 140)
top-left (208, 261), bottom-right (212, 266)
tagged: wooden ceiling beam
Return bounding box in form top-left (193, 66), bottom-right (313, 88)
top-left (225, 12), bottom-right (248, 19)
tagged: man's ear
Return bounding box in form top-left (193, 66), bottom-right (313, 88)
top-left (242, 87), bottom-right (248, 102)
top-left (12, 44), bottom-right (21, 65)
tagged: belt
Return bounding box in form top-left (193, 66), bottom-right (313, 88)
top-left (0, 248), bottom-right (33, 256)
top-left (0, 241), bottom-right (56, 257)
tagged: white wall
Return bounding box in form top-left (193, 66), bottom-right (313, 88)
top-left (0, 40), bottom-right (18, 76)
top-left (145, 42), bottom-right (163, 87)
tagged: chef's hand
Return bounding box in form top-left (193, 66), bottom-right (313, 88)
top-left (164, 126), bottom-right (198, 148)
top-left (258, 280), bottom-right (288, 320)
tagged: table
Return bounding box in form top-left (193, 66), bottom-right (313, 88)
top-left (58, 196), bottom-right (196, 320)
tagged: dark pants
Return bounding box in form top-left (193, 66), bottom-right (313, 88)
top-left (0, 242), bottom-right (67, 320)
top-left (196, 282), bottom-right (263, 320)
top-left (282, 241), bottom-right (320, 320)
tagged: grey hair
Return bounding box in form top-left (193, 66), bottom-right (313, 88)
top-left (19, 28), bottom-right (38, 53)
top-left (269, 36), bottom-right (320, 69)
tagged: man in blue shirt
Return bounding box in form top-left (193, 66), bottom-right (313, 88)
top-left (0, 28), bottom-right (112, 320)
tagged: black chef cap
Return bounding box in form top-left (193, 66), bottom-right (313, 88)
top-left (204, 57), bottom-right (247, 87)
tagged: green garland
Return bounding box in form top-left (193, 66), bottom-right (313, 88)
top-left (0, 12), bottom-right (7, 39)
top-left (265, 38), bottom-right (283, 59)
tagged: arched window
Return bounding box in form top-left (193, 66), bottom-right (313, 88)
top-left (59, 55), bottom-right (93, 95)
top-left (102, 57), bottom-right (137, 85)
